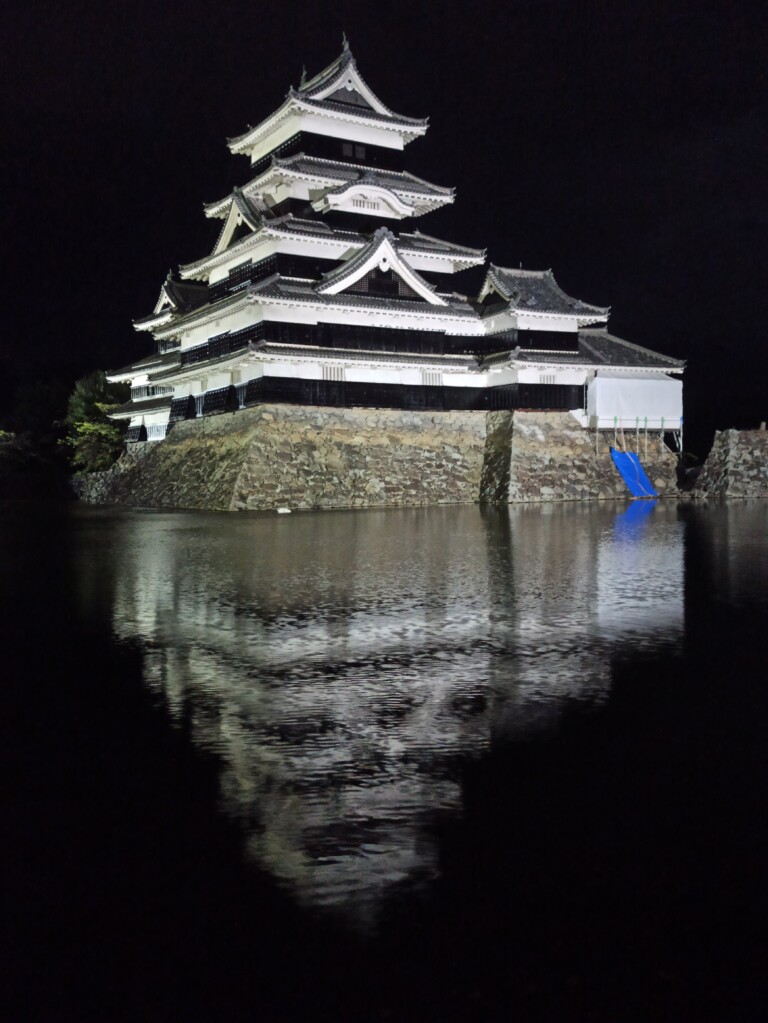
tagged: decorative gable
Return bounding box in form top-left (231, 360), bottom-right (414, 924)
top-left (212, 190), bottom-right (263, 256)
top-left (298, 42), bottom-right (398, 119)
top-left (316, 227), bottom-right (447, 305)
top-left (312, 179), bottom-right (417, 219)
top-left (153, 283), bottom-right (175, 316)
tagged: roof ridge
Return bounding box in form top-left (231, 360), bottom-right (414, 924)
top-left (492, 264), bottom-right (551, 278)
top-left (296, 44), bottom-right (354, 96)
top-left (399, 230), bottom-right (486, 257)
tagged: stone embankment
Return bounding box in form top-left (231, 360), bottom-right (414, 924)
top-left (693, 426), bottom-right (768, 498)
top-left (483, 411), bottom-right (676, 503)
top-left (75, 406), bottom-right (680, 511)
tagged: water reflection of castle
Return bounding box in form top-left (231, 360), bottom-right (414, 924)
top-left (104, 504), bottom-right (683, 925)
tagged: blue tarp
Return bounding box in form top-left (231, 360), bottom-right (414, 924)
top-left (610, 448), bottom-right (658, 498)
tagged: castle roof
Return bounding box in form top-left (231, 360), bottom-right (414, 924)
top-left (482, 332), bottom-right (685, 371)
top-left (107, 348), bottom-right (180, 382)
top-left (398, 230), bottom-right (485, 262)
top-left (180, 217), bottom-right (483, 281)
top-left (578, 328), bottom-right (685, 370)
top-left (110, 395), bottom-right (173, 419)
top-left (480, 265), bottom-right (609, 319)
top-left (315, 227), bottom-right (446, 304)
top-left (133, 272), bottom-right (208, 331)
top-left (247, 273), bottom-right (476, 318)
top-left (228, 44), bottom-right (427, 159)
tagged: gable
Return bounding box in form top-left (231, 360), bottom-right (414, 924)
top-left (153, 282), bottom-right (175, 315)
top-left (316, 229), bottom-right (447, 306)
top-left (324, 86), bottom-right (375, 111)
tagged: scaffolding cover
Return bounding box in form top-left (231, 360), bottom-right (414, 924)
top-left (588, 374), bottom-right (682, 427)
top-left (610, 448), bottom-right (658, 497)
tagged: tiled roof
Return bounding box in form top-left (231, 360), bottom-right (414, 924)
top-left (398, 230), bottom-right (485, 261)
top-left (274, 155), bottom-right (452, 196)
top-left (513, 349), bottom-right (593, 365)
top-left (108, 349), bottom-right (180, 377)
top-left (579, 329), bottom-right (684, 369)
top-left (484, 266), bottom-right (609, 317)
top-left (248, 273), bottom-right (476, 316)
top-left (165, 277), bottom-right (208, 311)
top-left (297, 43), bottom-right (357, 95)
top-left (134, 274), bottom-right (208, 327)
top-left (228, 45), bottom-right (426, 154)
top-left (111, 395), bottom-right (173, 418)
top-left (482, 335), bottom-right (685, 371)
top-left (294, 44), bottom-right (427, 127)
top-left (152, 288), bottom-right (249, 338)
top-left (297, 95), bottom-right (427, 128)
top-left (269, 215), bottom-right (362, 239)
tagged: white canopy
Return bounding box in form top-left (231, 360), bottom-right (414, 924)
top-left (587, 374), bottom-right (682, 430)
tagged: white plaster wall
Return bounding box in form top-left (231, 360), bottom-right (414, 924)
top-left (344, 366), bottom-right (400, 385)
top-left (298, 112), bottom-right (407, 150)
top-left (517, 367), bottom-right (587, 385)
top-left (207, 371), bottom-right (233, 390)
top-left (485, 367), bottom-right (517, 387)
top-left (444, 371), bottom-right (489, 388)
top-left (263, 362), bottom-right (322, 380)
top-left (516, 313), bottom-right (583, 331)
top-left (246, 112), bottom-right (407, 165)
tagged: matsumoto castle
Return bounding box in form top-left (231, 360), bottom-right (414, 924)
top-left (109, 43), bottom-right (683, 444)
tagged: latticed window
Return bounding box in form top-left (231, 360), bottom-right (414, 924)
top-left (539, 373), bottom-right (556, 385)
top-left (130, 384), bottom-right (173, 400)
top-left (421, 370), bottom-right (443, 387)
top-left (322, 364), bottom-right (345, 382)
top-left (348, 267), bottom-right (419, 299)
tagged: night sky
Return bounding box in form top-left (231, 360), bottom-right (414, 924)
top-left (3, 0), bottom-right (766, 456)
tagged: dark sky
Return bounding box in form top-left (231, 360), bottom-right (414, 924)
top-left (3, 0), bottom-right (766, 455)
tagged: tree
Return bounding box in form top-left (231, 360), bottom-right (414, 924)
top-left (61, 371), bottom-right (129, 472)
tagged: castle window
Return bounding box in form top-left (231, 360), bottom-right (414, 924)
top-left (322, 364), bottom-right (345, 382)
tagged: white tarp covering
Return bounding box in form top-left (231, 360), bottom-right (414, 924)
top-left (587, 374), bottom-right (682, 429)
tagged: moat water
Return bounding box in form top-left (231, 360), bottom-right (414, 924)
top-left (2, 499), bottom-right (766, 1021)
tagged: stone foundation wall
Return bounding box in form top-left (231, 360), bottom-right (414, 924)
top-left (481, 411), bottom-right (678, 503)
top-left (229, 406), bottom-right (487, 510)
top-left (75, 405), bottom-right (680, 511)
top-left (75, 405), bottom-right (487, 511)
top-left (693, 428), bottom-right (768, 498)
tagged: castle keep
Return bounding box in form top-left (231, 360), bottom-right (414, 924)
top-left (108, 42), bottom-right (684, 462)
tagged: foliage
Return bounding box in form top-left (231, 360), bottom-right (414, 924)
top-left (61, 371), bottom-right (129, 473)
